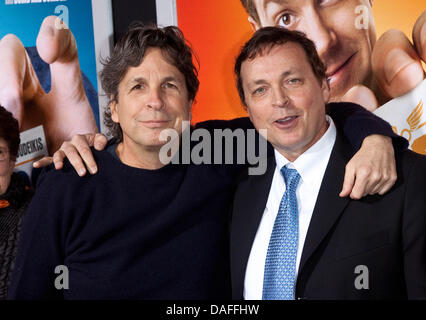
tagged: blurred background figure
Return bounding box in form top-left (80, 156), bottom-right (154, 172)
top-left (0, 105), bottom-right (33, 299)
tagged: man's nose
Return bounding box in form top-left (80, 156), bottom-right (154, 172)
top-left (303, 8), bottom-right (337, 59)
top-left (271, 86), bottom-right (289, 108)
top-left (146, 87), bottom-right (165, 110)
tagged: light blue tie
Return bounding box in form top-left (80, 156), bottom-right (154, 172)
top-left (262, 166), bottom-right (300, 300)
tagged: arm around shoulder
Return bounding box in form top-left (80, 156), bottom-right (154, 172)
top-left (327, 102), bottom-right (408, 151)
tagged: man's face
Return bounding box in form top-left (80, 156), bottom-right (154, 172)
top-left (249, 0), bottom-right (376, 102)
top-left (111, 48), bottom-right (192, 150)
top-left (241, 42), bottom-right (330, 161)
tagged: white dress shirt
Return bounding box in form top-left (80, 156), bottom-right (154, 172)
top-left (244, 116), bottom-right (337, 300)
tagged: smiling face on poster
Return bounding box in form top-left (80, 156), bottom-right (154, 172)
top-left (243, 0), bottom-right (377, 104)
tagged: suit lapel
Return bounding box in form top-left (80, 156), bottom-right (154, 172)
top-left (298, 133), bottom-right (353, 277)
top-left (231, 155), bottom-right (276, 298)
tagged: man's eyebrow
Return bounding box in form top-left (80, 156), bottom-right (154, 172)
top-left (280, 69), bottom-right (296, 78)
top-left (163, 76), bottom-right (180, 83)
top-left (127, 76), bottom-right (180, 84)
top-left (251, 79), bottom-right (268, 86)
top-left (250, 69), bottom-right (297, 85)
top-left (124, 76), bottom-right (184, 90)
top-left (126, 77), bottom-right (146, 86)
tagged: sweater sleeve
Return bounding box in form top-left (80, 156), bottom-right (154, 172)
top-left (327, 102), bottom-right (408, 152)
top-left (8, 166), bottom-right (67, 300)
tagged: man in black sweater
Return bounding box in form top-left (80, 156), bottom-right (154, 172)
top-left (9, 24), bottom-right (406, 299)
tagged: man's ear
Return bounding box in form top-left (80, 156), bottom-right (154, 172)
top-left (248, 16), bottom-right (261, 31)
top-left (110, 99), bottom-right (119, 123)
top-left (241, 88), bottom-right (249, 111)
top-left (188, 100), bottom-right (193, 122)
top-left (244, 101), bottom-right (252, 119)
top-left (321, 78), bottom-right (330, 103)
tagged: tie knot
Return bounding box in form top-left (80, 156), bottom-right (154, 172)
top-left (281, 166), bottom-right (300, 191)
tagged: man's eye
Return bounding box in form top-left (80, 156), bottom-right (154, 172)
top-left (164, 82), bottom-right (177, 89)
top-left (132, 84), bottom-right (142, 90)
top-left (288, 78), bottom-right (302, 85)
top-left (253, 87), bottom-right (266, 95)
top-left (278, 13), bottom-right (293, 27)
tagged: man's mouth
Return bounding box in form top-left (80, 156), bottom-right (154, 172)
top-left (274, 115), bottom-right (299, 128)
top-left (139, 120), bottom-right (170, 128)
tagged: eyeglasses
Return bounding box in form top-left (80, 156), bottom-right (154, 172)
top-left (0, 148), bottom-right (9, 161)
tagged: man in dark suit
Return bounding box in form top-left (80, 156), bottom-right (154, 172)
top-left (231, 27), bottom-right (426, 300)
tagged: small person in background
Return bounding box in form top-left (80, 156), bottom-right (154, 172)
top-left (0, 105), bottom-right (33, 299)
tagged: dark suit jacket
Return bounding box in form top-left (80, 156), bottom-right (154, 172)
top-left (230, 132), bottom-right (426, 300)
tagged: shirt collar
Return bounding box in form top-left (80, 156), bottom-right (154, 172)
top-left (274, 115), bottom-right (337, 183)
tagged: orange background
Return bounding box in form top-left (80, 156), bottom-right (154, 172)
top-left (176, 0), bottom-right (425, 124)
